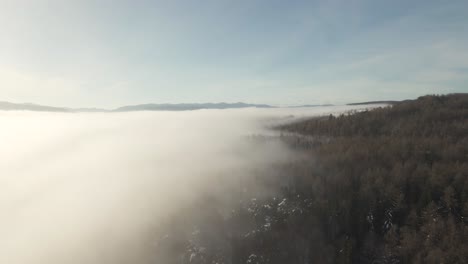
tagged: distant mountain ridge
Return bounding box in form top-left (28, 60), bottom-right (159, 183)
top-left (288, 104), bottom-right (334, 108)
top-left (114, 102), bottom-right (273, 112)
top-left (347, 100), bottom-right (400, 106)
top-left (0, 101), bottom-right (275, 112)
top-left (0, 101), bottom-right (71, 112)
top-left (0, 101), bottom-right (357, 112)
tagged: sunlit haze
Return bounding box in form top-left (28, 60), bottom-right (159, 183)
top-left (0, 106), bottom-right (372, 264)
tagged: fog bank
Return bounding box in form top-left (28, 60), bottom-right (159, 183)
top-left (0, 105), bottom-right (377, 264)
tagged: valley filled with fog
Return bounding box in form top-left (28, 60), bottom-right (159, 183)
top-left (0, 105), bottom-right (379, 264)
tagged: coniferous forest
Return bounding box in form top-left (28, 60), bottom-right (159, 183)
top-left (154, 94), bottom-right (468, 264)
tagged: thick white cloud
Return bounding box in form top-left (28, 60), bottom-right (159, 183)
top-left (0, 106), bottom-right (375, 264)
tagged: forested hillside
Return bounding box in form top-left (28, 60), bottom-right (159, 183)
top-left (154, 94), bottom-right (468, 264)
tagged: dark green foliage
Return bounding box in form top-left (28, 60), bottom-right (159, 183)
top-left (153, 94), bottom-right (468, 263)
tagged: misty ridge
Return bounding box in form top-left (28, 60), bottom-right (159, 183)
top-left (0, 105), bottom-right (376, 264)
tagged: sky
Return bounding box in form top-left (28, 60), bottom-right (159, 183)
top-left (0, 0), bottom-right (467, 108)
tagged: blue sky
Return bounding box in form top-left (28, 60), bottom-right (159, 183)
top-left (0, 0), bottom-right (467, 107)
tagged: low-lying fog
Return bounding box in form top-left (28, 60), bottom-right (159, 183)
top-left (0, 105), bottom-right (378, 264)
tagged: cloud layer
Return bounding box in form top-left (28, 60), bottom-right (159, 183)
top-left (0, 106), bottom-right (371, 263)
top-left (0, 106), bottom-right (378, 263)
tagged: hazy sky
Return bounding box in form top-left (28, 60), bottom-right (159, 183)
top-left (1, 0), bottom-right (467, 108)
